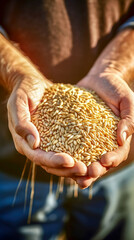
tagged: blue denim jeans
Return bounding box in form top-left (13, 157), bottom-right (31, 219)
top-left (0, 164), bottom-right (134, 240)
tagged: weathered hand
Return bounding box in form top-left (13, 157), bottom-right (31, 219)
top-left (7, 75), bottom-right (87, 178)
top-left (75, 29), bottom-right (134, 188)
top-left (0, 34), bottom-right (87, 179)
top-left (76, 75), bottom-right (134, 188)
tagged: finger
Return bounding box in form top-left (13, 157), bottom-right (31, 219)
top-left (8, 119), bottom-right (75, 168)
top-left (20, 130), bottom-right (87, 174)
top-left (41, 161), bottom-right (87, 177)
top-left (87, 161), bottom-right (107, 178)
top-left (117, 93), bottom-right (134, 145)
top-left (19, 133), bottom-right (75, 168)
top-left (75, 176), bottom-right (96, 189)
top-left (14, 136), bottom-right (75, 168)
top-left (32, 151), bottom-right (75, 168)
top-left (100, 135), bottom-right (131, 167)
top-left (7, 90), bottom-right (40, 149)
top-left (8, 112), bottom-right (25, 155)
top-left (75, 162), bottom-right (107, 188)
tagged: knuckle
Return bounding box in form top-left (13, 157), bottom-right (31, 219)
top-left (14, 121), bottom-right (26, 137)
top-left (127, 120), bottom-right (134, 135)
top-left (14, 122), bottom-right (22, 134)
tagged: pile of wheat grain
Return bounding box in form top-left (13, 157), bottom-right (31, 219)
top-left (31, 84), bottom-right (120, 166)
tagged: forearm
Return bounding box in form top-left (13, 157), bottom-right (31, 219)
top-left (0, 34), bottom-right (50, 92)
top-left (84, 29), bottom-right (134, 91)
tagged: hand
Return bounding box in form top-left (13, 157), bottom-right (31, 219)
top-left (75, 29), bottom-right (134, 188)
top-left (76, 73), bottom-right (134, 188)
top-left (0, 35), bottom-right (87, 179)
top-left (7, 74), bottom-right (87, 178)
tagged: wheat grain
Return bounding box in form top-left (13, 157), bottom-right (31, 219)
top-left (31, 84), bottom-right (120, 166)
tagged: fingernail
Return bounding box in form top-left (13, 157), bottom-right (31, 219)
top-left (101, 158), bottom-right (112, 167)
top-left (101, 161), bottom-right (112, 167)
top-left (26, 134), bottom-right (35, 149)
top-left (122, 132), bottom-right (127, 142)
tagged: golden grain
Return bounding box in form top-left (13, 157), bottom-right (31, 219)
top-left (31, 84), bottom-right (120, 166)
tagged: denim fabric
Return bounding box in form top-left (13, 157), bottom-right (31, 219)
top-left (0, 163), bottom-right (134, 240)
top-left (0, 25), bottom-right (8, 38)
top-left (119, 16), bottom-right (134, 31)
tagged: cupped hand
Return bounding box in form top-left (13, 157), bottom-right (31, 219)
top-left (7, 74), bottom-right (87, 178)
top-left (76, 73), bottom-right (134, 188)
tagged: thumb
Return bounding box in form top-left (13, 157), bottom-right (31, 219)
top-left (117, 118), bottom-right (134, 145)
top-left (7, 90), bottom-right (40, 149)
top-left (117, 93), bottom-right (134, 145)
top-left (15, 120), bottom-right (40, 149)
top-left (26, 134), bottom-right (37, 149)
